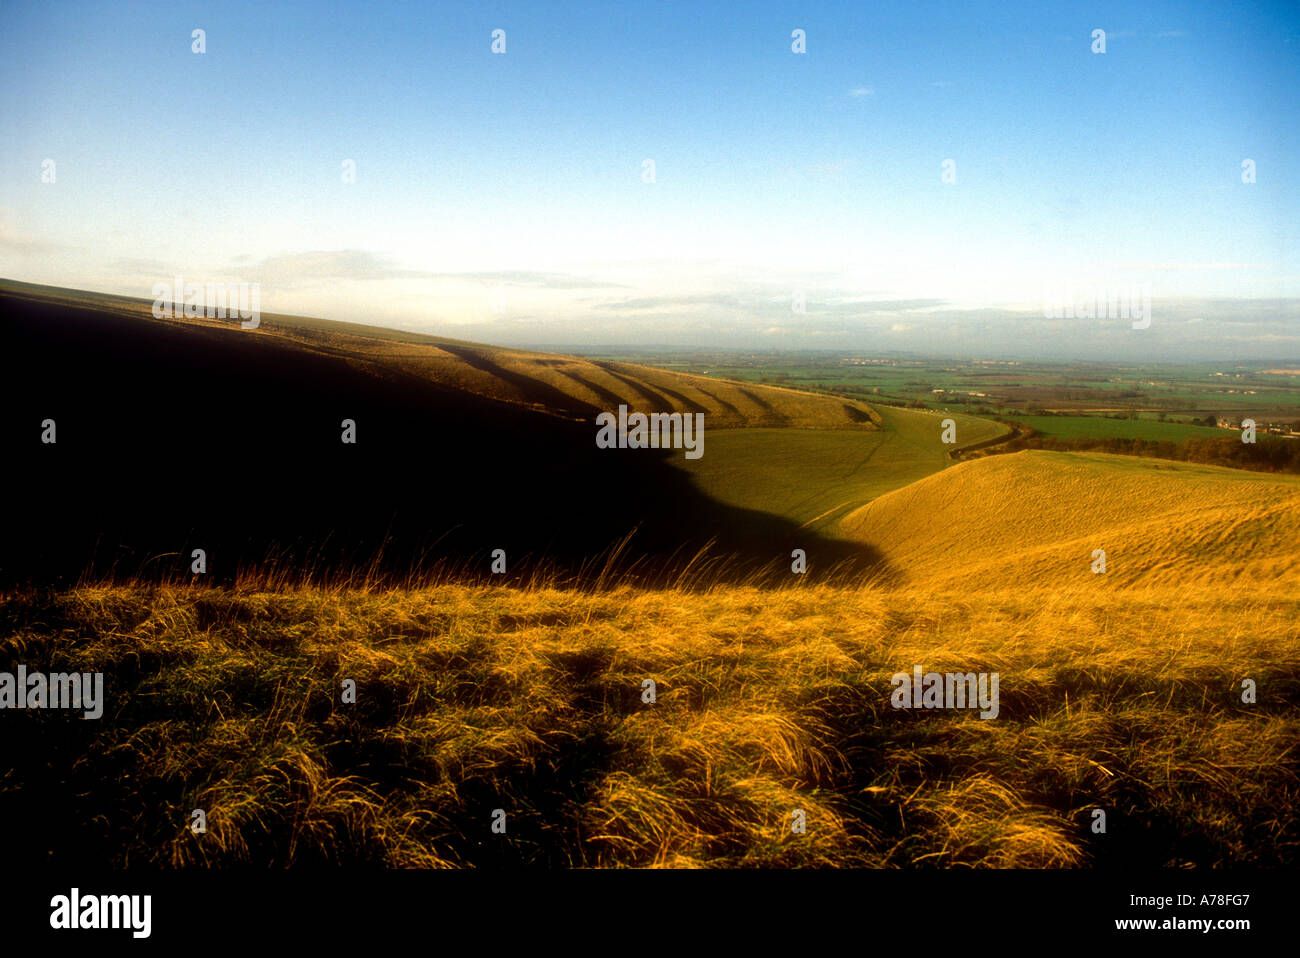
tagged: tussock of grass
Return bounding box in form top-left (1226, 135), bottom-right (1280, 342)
top-left (2, 581), bottom-right (1296, 868)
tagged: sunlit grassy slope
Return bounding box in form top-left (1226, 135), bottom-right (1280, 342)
top-left (670, 405), bottom-right (1009, 530)
top-left (4, 580), bottom-right (1295, 868)
top-left (841, 450), bottom-right (1300, 588)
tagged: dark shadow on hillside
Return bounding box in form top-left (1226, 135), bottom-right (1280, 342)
top-left (692, 385), bottom-right (743, 418)
top-left (435, 343), bottom-right (597, 419)
top-left (551, 369), bottom-right (628, 411)
top-left (0, 290), bottom-right (897, 588)
top-left (593, 362), bottom-right (710, 414)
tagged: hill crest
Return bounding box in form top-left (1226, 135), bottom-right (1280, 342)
top-left (0, 279), bottom-right (880, 430)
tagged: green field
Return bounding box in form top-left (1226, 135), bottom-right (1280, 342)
top-left (591, 352), bottom-right (1300, 424)
top-left (1012, 415), bottom-right (1228, 442)
top-left (670, 405), bottom-right (1008, 533)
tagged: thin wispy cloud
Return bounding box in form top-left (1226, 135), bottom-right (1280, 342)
top-left (1110, 262), bottom-right (1269, 271)
top-left (243, 250), bottom-right (626, 290)
top-left (0, 210), bottom-right (57, 254)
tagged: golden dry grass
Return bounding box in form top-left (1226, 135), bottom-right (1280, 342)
top-left (840, 450), bottom-right (1300, 588)
top-left (3, 578), bottom-right (1295, 868)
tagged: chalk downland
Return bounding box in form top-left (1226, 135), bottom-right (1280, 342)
top-left (840, 449), bottom-right (1300, 589)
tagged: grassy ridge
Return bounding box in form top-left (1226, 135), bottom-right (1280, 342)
top-left (0, 280), bottom-right (880, 430)
top-left (3, 580), bottom-right (1295, 868)
top-left (843, 450), bottom-right (1300, 589)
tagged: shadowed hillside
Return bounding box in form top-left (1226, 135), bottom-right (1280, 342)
top-left (0, 283), bottom-right (888, 585)
top-left (0, 280), bottom-right (880, 429)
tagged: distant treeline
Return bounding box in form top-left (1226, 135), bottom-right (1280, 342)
top-left (995, 430), bottom-right (1300, 474)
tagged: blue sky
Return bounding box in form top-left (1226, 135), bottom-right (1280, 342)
top-left (1, 0), bottom-right (1297, 358)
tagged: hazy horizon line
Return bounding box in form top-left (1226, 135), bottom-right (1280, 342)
top-left (4, 275), bottom-right (1298, 366)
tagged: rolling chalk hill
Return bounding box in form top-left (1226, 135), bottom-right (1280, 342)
top-left (0, 280), bottom-right (880, 430)
top-left (0, 280), bottom-right (893, 584)
top-left (840, 450), bottom-right (1300, 589)
top-left (1, 280), bottom-right (1019, 584)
